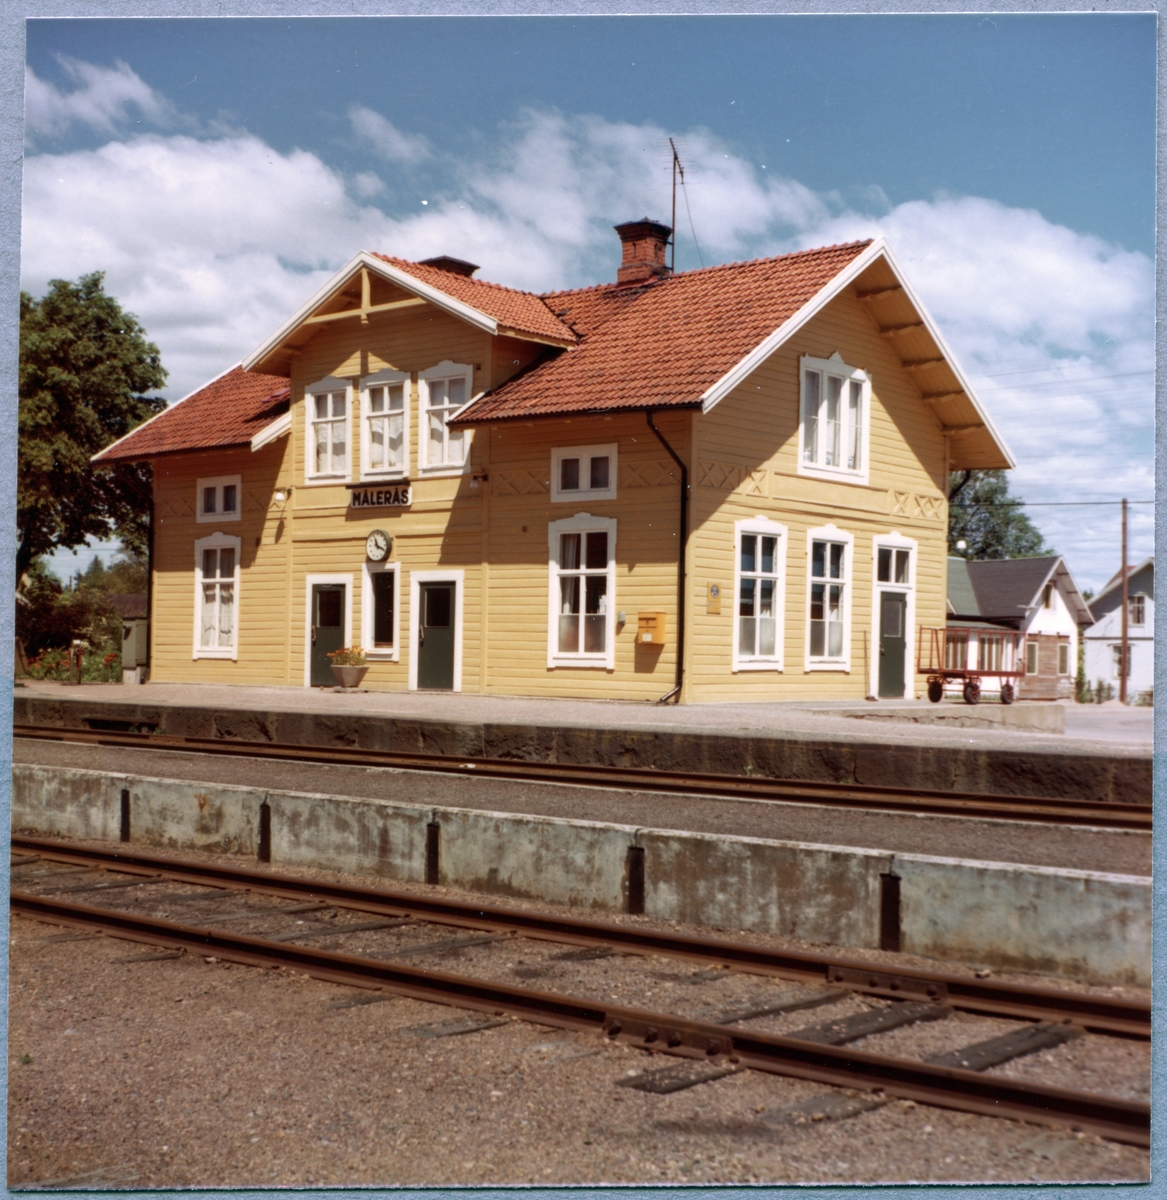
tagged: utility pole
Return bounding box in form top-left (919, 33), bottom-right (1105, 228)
top-left (1120, 498), bottom-right (1129, 705)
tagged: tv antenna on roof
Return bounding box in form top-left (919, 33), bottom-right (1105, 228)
top-left (668, 137), bottom-right (704, 272)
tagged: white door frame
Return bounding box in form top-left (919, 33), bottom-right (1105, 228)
top-left (409, 568), bottom-right (464, 691)
top-left (304, 573), bottom-right (353, 687)
top-left (869, 533), bottom-right (917, 700)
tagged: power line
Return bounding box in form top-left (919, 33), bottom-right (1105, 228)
top-left (954, 500), bottom-right (1154, 508)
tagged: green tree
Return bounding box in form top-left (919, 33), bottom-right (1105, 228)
top-left (947, 470), bottom-right (1053, 560)
top-left (18, 272), bottom-right (167, 581)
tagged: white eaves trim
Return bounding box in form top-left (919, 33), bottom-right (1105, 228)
top-left (91, 361), bottom-right (243, 465)
top-left (251, 409), bottom-right (292, 452)
top-left (698, 237), bottom-right (1016, 470)
top-left (242, 252), bottom-right (499, 374)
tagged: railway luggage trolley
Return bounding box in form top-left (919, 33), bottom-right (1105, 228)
top-left (916, 625), bottom-right (1026, 705)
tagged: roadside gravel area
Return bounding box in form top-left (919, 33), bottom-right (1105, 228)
top-left (7, 841), bottom-right (1150, 1188)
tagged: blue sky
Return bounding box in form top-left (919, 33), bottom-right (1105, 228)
top-left (22, 13), bottom-right (1155, 590)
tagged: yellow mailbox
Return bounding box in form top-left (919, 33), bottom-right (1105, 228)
top-left (637, 612), bottom-right (666, 645)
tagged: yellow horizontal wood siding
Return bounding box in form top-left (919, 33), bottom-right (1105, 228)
top-left (479, 409), bottom-right (688, 700)
top-left (686, 287), bottom-right (949, 702)
top-left (150, 441), bottom-right (293, 684)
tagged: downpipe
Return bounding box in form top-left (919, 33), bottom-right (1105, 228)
top-left (645, 410), bottom-right (689, 704)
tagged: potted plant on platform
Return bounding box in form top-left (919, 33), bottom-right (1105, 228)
top-left (327, 646), bottom-right (369, 689)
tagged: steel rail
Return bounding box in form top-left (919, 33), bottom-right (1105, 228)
top-left (11, 836), bottom-right (1150, 1039)
top-left (10, 890), bottom-right (1149, 1149)
top-left (11, 725), bottom-right (1151, 830)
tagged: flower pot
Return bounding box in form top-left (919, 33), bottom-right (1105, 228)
top-left (330, 665), bottom-right (369, 689)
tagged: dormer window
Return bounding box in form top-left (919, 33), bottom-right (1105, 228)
top-left (551, 444), bottom-right (618, 502)
top-left (419, 361), bottom-right (473, 474)
top-left (361, 369), bottom-right (409, 479)
top-left (306, 377), bottom-right (351, 482)
top-left (799, 354), bottom-right (870, 484)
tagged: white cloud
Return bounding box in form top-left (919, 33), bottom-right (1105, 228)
top-left (25, 57), bottom-right (174, 140)
top-left (348, 105), bottom-right (430, 163)
top-left (20, 97), bottom-right (1152, 588)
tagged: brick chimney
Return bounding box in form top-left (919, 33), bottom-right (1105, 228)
top-left (614, 219), bottom-right (672, 285)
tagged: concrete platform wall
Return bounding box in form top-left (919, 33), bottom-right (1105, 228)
top-left (13, 693), bottom-right (1152, 804)
top-left (12, 764), bottom-right (1150, 987)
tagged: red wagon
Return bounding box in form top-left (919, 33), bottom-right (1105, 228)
top-left (916, 624), bottom-right (1026, 705)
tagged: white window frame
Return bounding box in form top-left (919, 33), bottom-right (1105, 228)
top-left (408, 569), bottom-right (464, 692)
top-left (1129, 594), bottom-right (1146, 627)
top-left (547, 513), bottom-right (617, 670)
top-left (550, 443), bottom-right (619, 503)
top-left (798, 353), bottom-right (871, 485)
top-left (869, 532), bottom-right (917, 699)
top-left (362, 561), bottom-right (401, 663)
top-left (1057, 641), bottom-right (1071, 676)
top-left (304, 376), bottom-right (352, 485)
top-left (302, 574), bottom-right (353, 687)
top-left (805, 524), bottom-right (853, 672)
top-left (732, 517), bottom-right (788, 672)
top-left (418, 361), bottom-right (474, 476)
top-left (193, 532), bottom-right (241, 661)
top-left (196, 474), bottom-right (242, 523)
top-left (360, 368), bottom-right (410, 481)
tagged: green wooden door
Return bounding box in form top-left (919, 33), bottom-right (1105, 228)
top-left (878, 591), bottom-right (907, 699)
top-left (310, 584), bottom-right (346, 686)
top-left (417, 582), bottom-right (455, 690)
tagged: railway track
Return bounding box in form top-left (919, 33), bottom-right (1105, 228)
top-left (13, 724), bottom-right (1153, 830)
top-left (10, 838), bottom-right (1150, 1148)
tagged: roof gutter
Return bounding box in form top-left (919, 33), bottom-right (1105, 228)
top-left (645, 409), bottom-right (688, 704)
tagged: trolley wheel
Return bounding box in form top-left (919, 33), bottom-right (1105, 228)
top-left (962, 678), bottom-right (982, 706)
top-left (1000, 681), bottom-right (1016, 705)
top-left (927, 679), bottom-right (944, 704)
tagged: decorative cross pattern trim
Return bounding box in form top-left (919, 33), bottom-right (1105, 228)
top-left (916, 494), bottom-right (944, 520)
top-left (159, 496), bottom-right (195, 519)
top-left (697, 461), bottom-right (744, 492)
top-left (494, 469), bottom-right (550, 496)
top-left (620, 460), bottom-right (674, 488)
top-left (890, 490), bottom-right (911, 516)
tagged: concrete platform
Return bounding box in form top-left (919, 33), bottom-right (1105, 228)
top-left (11, 762), bottom-right (1150, 987)
top-left (13, 681), bottom-right (1153, 804)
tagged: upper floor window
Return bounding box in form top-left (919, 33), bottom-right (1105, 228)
top-left (799, 354), bottom-right (870, 483)
top-left (547, 514), bottom-right (617, 669)
top-left (193, 533), bottom-right (240, 660)
top-left (551, 444), bottom-right (618, 503)
top-left (197, 475), bottom-right (241, 523)
top-left (733, 518), bottom-right (787, 671)
top-left (306, 377), bottom-right (350, 481)
top-left (419, 361), bottom-right (472, 473)
top-left (1129, 594), bottom-right (1146, 626)
top-left (361, 370), bottom-right (409, 479)
top-left (806, 525), bottom-right (853, 669)
top-left (1042, 582), bottom-right (1055, 609)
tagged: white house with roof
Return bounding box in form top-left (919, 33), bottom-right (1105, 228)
top-left (946, 556), bottom-right (1093, 700)
top-left (1084, 558), bottom-right (1154, 702)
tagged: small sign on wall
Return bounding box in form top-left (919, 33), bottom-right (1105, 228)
top-left (707, 582), bottom-right (722, 615)
top-left (350, 485), bottom-right (412, 509)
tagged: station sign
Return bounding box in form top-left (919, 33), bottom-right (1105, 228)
top-left (349, 484), bottom-right (412, 509)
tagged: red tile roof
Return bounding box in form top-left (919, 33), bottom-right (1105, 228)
top-left (455, 241), bottom-right (873, 422)
top-left (93, 365), bottom-right (290, 464)
top-left (373, 255), bottom-right (576, 345)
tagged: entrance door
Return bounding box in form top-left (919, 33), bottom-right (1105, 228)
top-left (310, 583), bottom-right (346, 686)
top-left (417, 582), bottom-right (455, 690)
top-left (878, 591), bottom-right (907, 699)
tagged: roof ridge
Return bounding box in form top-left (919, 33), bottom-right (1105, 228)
top-left (539, 239), bottom-right (876, 301)
top-left (375, 254), bottom-right (547, 302)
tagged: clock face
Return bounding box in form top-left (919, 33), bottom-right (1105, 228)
top-left (365, 530), bottom-right (390, 561)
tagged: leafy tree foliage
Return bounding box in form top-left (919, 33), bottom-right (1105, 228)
top-left (77, 550), bottom-right (149, 595)
top-left (947, 470), bottom-right (1053, 560)
top-left (16, 560), bottom-right (122, 662)
top-left (18, 273), bottom-right (166, 580)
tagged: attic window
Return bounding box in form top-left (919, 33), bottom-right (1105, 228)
top-left (197, 475), bottom-right (241, 523)
top-left (551, 444), bottom-right (618, 502)
top-left (799, 354), bottom-right (870, 485)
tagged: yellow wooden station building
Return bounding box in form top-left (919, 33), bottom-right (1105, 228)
top-left (95, 222), bottom-right (1013, 702)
